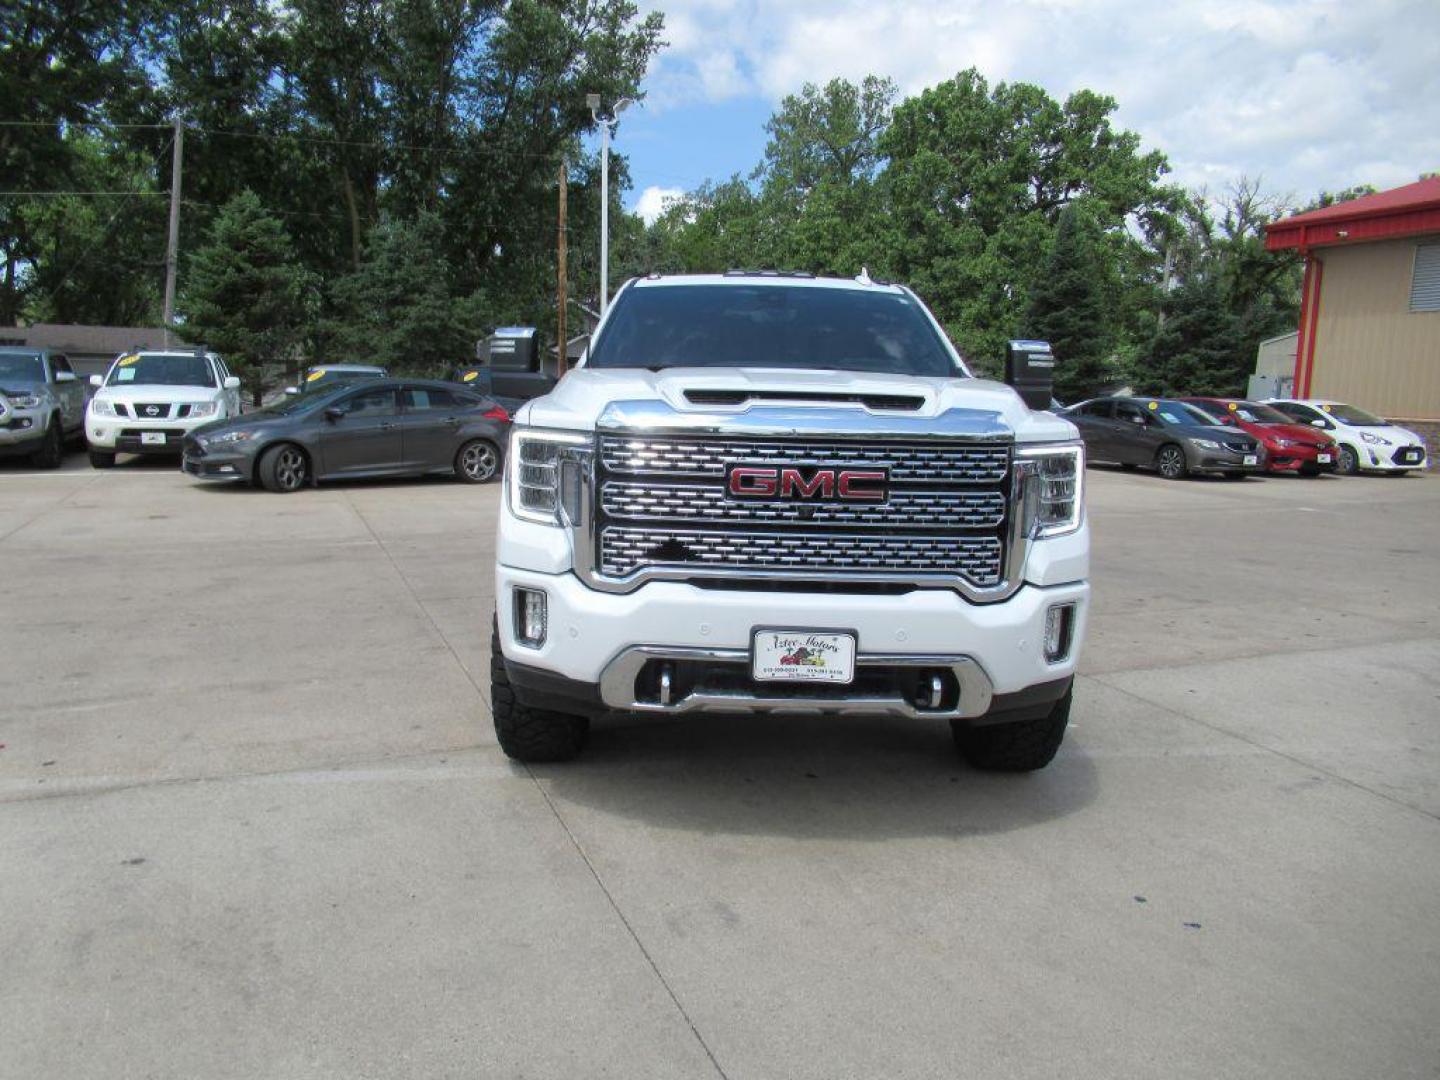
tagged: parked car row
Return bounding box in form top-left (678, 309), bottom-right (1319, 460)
top-left (1061, 395), bottom-right (1429, 479)
top-left (0, 346), bottom-right (511, 491)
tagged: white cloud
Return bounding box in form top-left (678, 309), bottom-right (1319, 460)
top-left (638, 0), bottom-right (1440, 199)
top-left (631, 185), bottom-right (686, 224)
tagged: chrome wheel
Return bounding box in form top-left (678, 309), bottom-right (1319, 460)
top-left (1156, 445), bottom-right (1187, 480)
top-left (1337, 445), bottom-right (1359, 475)
top-left (458, 440), bottom-right (498, 483)
top-left (275, 447), bottom-right (307, 490)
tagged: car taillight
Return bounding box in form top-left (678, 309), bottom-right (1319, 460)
top-left (484, 406), bottom-right (509, 421)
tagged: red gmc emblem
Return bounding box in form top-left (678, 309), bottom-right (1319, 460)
top-left (726, 465), bottom-right (888, 502)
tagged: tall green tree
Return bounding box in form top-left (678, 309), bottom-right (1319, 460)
top-left (0, 0), bottom-right (160, 322)
top-left (1026, 204), bottom-right (1113, 399)
top-left (180, 190), bottom-right (313, 403)
top-left (878, 69), bottom-right (1180, 373)
top-left (327, 211), bottom-right (477, 373)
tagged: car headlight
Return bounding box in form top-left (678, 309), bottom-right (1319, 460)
top-left (188, 401), bottom-right (219, 419)
top-left (1272, 438), bottom-right (1292, 448)
top-left (1019, 443), bottom-right (1083, 539)
top-left (90, 398), bottom-right (119, 417)
top-left (1191, 438), bottom-right (1222, 450)
top-left (1359, 431), bottom-right (1391, 446)
top-left (507, 428), bottom-right (592, 525)
top-left (202, 429), bottom-right (259, 447)
top-left (7, 393), bottom-right (42, 408)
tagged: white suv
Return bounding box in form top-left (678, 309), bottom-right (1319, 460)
top-left (87, 350), bottom-right (242, 468)
top-left (1266, 399), bottom-right (1429, 475)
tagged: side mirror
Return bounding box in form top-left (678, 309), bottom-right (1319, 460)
top-left (324, 406), bottom-right (345, 422)
top-left (284, 386), bottom-right (299, 396)
top-left (56, 370), bottom-right (77, 383)
top-left (1311, 419), bottom-right (1326, 428)
top-left (223, 376), bottom-right (241, 390)
top-left (90, 375), bottom-right (104, 388)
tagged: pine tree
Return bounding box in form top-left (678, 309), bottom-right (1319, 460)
top-left (326, 212), bottom-right (477, 374)
top-left (1024, 204), bottom-right (1113, 401)
top-left (180, 191), bottom-right (313, 404)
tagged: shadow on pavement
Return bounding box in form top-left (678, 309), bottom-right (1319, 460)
top-left (536, 711), bottom-right (1097, 841)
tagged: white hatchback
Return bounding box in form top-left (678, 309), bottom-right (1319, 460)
top-left (87, 350), bottom-right (242, 468)
top-left (1265, 399), bottom-right (1429, 475)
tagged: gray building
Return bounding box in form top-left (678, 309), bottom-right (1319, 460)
top-left (0, 324), bottom-right (174, 379)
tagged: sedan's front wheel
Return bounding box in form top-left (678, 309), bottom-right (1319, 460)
top-left (1155, 443), bottom-right (1188, 480)
top-left (258, 443), bottom-right (309, 492)
top-left (455, 439), bottom-right (500, 484)
top-left (1336, 445), bottom-right (1360, 475)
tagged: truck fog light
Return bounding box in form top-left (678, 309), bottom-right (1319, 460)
top-left (1043, 603), bottom-right (1076, 663)
top-left (514, 587), bottom-right (548, 647)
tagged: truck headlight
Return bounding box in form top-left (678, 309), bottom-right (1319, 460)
top-left (187, 401), bottom-right (219, 419)
top-left (90, 398), bottom-right (119, 417)
top-left (508, 429), bottom-right (591, 525)
top-left (7, 393), bottom-right (42, 408)
top-left (1019, 443), bottom-right (1083, 539)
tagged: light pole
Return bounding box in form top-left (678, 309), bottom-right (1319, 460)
top-left (586, 94), bottom-right (634, 315)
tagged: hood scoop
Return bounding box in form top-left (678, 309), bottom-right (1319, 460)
top-left (682, 388), bottom-right (924, 411)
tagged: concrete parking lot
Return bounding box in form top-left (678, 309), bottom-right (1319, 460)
top-left (2, 454), bottom-right (1439, 1079)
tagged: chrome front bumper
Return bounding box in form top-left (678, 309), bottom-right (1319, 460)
top-left (597, 644), bottom-right (996, 720)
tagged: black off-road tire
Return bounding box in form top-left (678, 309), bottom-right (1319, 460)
top-left (257, 443), bottom-right (309, 492)
top-left (88, 449), bottom-right (116, 469)
top-left (31, 417), bottom-right (65, 469)
top-left (952, 687), bottom-right (1072, 772)
top-left (1336, 445), bottom-right (1359, 475)
top-left (490, 618), bottom-right (588, 762)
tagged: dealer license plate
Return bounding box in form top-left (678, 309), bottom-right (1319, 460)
top-left (1401, 450), bottom-right (1421, 463)
top-left (1243, 455), bottom-right (1258, 466)
top-left (140, 432), bottom-right (167, 446)
top-left (752, 629), bottom-right (856, 684)
top-left (1317, 453), bottom-right (1332, 463)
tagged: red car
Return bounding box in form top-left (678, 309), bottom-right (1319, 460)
top-left (1181, 398), bottom-right (1338, 475)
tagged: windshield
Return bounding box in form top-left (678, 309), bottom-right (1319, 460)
top-left (108, 353), bottom-right (215, 388)
top-left (1231, 403), bottom-right (1293, 424)
top-left (1322, 403), bottom-right (1387, 426)
top-left (303, 367), bottom-right (384, 390)
top-left (587, 284), bottom-right (962, 377)
top-left (0, 353), bottom-right (45, 381)
top-left (1151, 401), bottom-right (1219, 426)
top-left (260, 383), bottom-right (356, 416)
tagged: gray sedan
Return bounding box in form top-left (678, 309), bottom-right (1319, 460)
top-left (1063, 396), bottom-right (1264, 479)
top-left (182, 378), bottom-right (510, 492)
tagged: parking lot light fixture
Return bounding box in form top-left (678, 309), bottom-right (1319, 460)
top-left (587, 95), bottom-right (636, 315)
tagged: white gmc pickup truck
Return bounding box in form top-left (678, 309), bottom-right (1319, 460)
top-left (492, 272), bottom-right (1088, 771)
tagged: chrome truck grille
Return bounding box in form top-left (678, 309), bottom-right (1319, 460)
top-left (588, 432), bottom-right (1015, 595)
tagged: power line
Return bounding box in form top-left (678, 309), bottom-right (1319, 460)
top-left (0, 119), bottom-right (170, 130)
top-left (0, 191), bottom-right (169, 197)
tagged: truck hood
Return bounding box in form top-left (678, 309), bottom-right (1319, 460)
top-left (519, 368), bottom-right (1078, 444)
top-left (93, 384), bottom-right (221, 405)
top-left (1, 378), bottom-right (48, 396)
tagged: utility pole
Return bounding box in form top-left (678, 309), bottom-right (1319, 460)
top-left (557, 160), bottom-right (568, 379)
top-left (162, 117), bottom-right (184, 347)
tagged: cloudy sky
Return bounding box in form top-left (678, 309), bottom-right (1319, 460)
top-left (607, 0), bottom-right (1440, 223)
